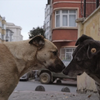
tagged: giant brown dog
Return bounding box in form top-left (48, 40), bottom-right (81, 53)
top-left (63, 35), bottom-right (100, 99)
top-left (0, 35), bottom-right (65, 100)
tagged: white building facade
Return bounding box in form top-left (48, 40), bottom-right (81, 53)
top-left (6, 22), bottom-right (23, 41)
top-left (44, 1), bottom-right (52, 41)
top-left (5, 29), bottom-right (13, 42)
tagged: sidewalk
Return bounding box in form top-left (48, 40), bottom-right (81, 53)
top-left (9, 91), bottom-right (99, 100)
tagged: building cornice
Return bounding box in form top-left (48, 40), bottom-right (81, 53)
top-left (53, 1), bottom-right (97, 5)
top-left (6, 22), bottom-right (22, 30)
top-left (53, 7), bottom-right (79, 11)
top-left (52, 27), bottom-right (78, 30)
top-left (61, 46), bottom-right (77, 48)
top-left (52, 40), bottom-right (76, 43)
top-left (6, 26), bottom-right (22, 30)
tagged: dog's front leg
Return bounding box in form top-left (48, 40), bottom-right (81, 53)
top-left (0, 97), bottom-right (7, 100)
top-left (0, 73), bottom-right (19, 100)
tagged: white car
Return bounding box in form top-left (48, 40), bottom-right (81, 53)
top-left (20, 71), bottom-right (34, 81)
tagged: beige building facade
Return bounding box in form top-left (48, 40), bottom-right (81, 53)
top-left (0, 15), bottom-right (6, 42)
top-left (76, 6), bottom-right (100, 92)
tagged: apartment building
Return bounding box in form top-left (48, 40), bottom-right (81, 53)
top-left (44, 2), bottom-right (51, 41)
top-left (44, 0), bottom-right (100, 65)
top-left (0, 15), bottom-right (6, 42)
top-left (6, 22), bottom-right (23, 41)
top-left (0, 15), bottom-right (23, 42)
top-left (6, 29), bottom-right (14, 42)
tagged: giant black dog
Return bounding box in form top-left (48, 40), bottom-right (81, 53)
top-left (63, 35), bottom-right (100, 99)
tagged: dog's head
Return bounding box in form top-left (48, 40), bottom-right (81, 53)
top-left (29, 35), bottom-right (65, 73)
top-left (63, 35), bottom-right (100, 77)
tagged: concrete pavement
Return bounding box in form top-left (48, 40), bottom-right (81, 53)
top-left (8, 79), bottom-right (99, 100)
top-left (9, 91), bottom-right (99, 100)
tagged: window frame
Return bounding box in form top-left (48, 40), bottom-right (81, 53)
top-left (1, 34), bottom-right (6, 41)
top-left (0, 33), bottom-right (1, 38)
top-left (60, 47), bottom-right (75, 61)
top-left (55, 9), bottom-right (77, 28)
top-left (2, 24), bottom-right (6, 29)
top-left (55, 10), bottom-right (60, 27)
top-left (0, 21), bottom-right (2, 27)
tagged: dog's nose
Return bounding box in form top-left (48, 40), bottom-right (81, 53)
top-left (63, 69), bottom-right (68, 75)
top-left (62, 65), bottom-right (65, 69)
top-left (61, 61), bottom-right (65, 69)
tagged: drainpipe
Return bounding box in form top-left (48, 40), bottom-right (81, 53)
top-left (96, 0), bottom-right (99, 8)
top-left (84, 0), bottom-right (86, 17)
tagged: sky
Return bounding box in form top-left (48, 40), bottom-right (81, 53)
top-left (0, 0), bottom-right (47, 40)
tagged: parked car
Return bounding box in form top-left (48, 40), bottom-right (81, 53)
top-left (33, 70), bottom-right (39, 81)
top-left (20, 71), bottom-right (34, 81)
top-left (36, 60), bottom-right (77, 84)
top-left (38, 68), bottom-right (76, 84)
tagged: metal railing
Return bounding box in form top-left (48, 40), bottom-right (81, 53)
top-left (81, 0), bottom-right (100, 17)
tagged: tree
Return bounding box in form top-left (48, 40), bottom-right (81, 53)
top-left (29, 27), bottom-right (45, 38)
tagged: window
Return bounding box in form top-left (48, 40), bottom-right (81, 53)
top-left (47, 8), bottom-right (50, 15)
top-left (56, 11), bottom-right (60, 27)
top-left (1, 34), bottom-right (6, 40)
top-left (47, 21), bottom-right (50, 29)
top-left (0, 33), bottom-right (1, 38)
top-left (55, 9), bottom-right (77, 27)
top-left (2, 24), bottom-right (6, 29)
top-left (6, 31), bottom-right (13, 42)
top-left (60, 48), bottom-right (75, 61)
top-left (0, 21), bottom-right (2, 27)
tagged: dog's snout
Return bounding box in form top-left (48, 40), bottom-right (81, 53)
top-left (63, 68), bottom-right (69, 75)
top-left (61, 61), bottom-right (65, 69)
top-left (62, 65), bottom-right (65, 69)
top-left (60, 63), bottom-right (66, 71)
top-left (47, 59), bottom-right (66, 73)
top-left (62, 67), bottom-right (69, 75)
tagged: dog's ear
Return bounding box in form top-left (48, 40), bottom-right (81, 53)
top-left (29, 35), bottom-right (45, 50)
top-left (87, 43), bottom-right (100, 59)
top-left (74, 45), bottom-right (88, 61)
top-left (75, 34), bottom-right (93, 46)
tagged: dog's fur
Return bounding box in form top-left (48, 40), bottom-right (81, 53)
top-left (0, 35), bottom-right (65, 100)
top-left (63, 35), bottom-right (100, 99)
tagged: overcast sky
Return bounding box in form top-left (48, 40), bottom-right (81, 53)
top-left (0, 0), bottom-right (47, 40)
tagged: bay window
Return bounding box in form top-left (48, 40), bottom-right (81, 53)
top-left (55, 9), bottom-right (77, 27)
top-left (60, 48), bottom-right (75, 61)
top-left (55, 11), bottom-right (60, 27)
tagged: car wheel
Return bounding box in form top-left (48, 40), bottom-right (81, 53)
top-left (40, 72), bottom-right (51, 84)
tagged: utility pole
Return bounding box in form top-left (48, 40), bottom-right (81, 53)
top-left (96, 0), bottom-right (99, 8)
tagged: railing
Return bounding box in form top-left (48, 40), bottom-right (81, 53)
top-left (81, 0), bottom-right (100, 17)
